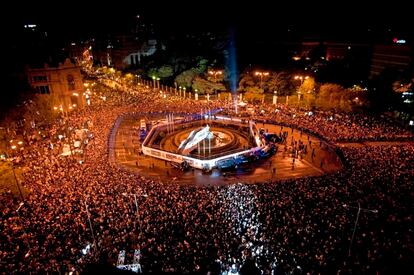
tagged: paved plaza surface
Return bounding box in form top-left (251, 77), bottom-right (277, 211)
top-left (113, 115), bottom-right (343, 185)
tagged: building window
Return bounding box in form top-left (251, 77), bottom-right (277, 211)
top-left (67, 75), bottom-right (75, 90)
top-left (35, 85), bottom-right (50, 94)
top-left (33, 75), bottom-right (47, 82)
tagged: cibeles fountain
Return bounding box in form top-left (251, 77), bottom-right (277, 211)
top-left (141, 115), bottom-right (266, 170)
top-left (177, 125), bottom-right (234, 156)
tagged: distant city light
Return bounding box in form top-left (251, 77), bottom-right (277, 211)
top-left (409, 120), bottom-right (413, 126)
top-left (24, 24), bottom-right (37, 29)
top-left (393, 38), bottom-right (406, 44)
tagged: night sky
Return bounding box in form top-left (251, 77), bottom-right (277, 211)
top-left (3, 0), bottom-right (413, 43)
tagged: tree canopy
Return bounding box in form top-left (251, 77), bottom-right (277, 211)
top-left (175, 69), bottom-right (198, 88)
top-left (192, 77), bottom-right (226, 94)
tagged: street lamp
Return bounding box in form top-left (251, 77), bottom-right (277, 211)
top-left (254, 71), bottom-right (269, 89)
top-left (152, 76), bottom-right (156, 88)
top-left (84, 200), bottom-right (98, 250)
top-left (208, 70), bottom-right (223, 97)
top-left (343, 203), bottom-right (378, 256)
top-left (15, 202), bottom-right (31, 257)
top-left (156, 77), bottom-right (160, 89)
top-left (195, 89), bottom-right (199, 101)
top-left (10, 145), bottom-right (24, 202)
top-left (122, 192), bottom-right (148, 239)
top-left (294, 75), bottom-right (309, 103)
top-left (208, 69), bottom-right (223, 82)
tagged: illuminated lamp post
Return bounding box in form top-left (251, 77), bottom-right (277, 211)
top-left (208, 69), bottom-right (223, 97)
top-left (10, 145), bottom-right (24, 202)
top-left (254, 71), bottom-right (269, 90)
top-left (294, 75), bottom-right (309, 104)
top-left (343, 203), bottom-right (378, 256)
top-left (122, 192), bottom-right (148, 240)
top-left (152, 76), bottom-right (156, 88)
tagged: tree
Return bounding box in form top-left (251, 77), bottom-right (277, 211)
top-left (265, 72), bottom-right (294, 95)
top-left (148, 65), bottom-right (174, 79)
top-left (192, 77), bottom-right (226, 94)
top-left (299, 77), bottom-right (316, 107)
top-left (22, 94), bottom-right (60, 131)
top-left (194, 58), bottom-right (209, 74)
top-left (243, 86), bottom-right (264, 102)
top-left (175, 69), bottom-right (198, 88)
top-left (147, 68), bottom-right (158, 78)
top-left (316, 83), bottom-right (345, 110)
top-left (157, 65), bottom-right (174, 79)
top-left (238, 73), bottom-right (257, 91)
top-left (339, 90), bottom-right (353, 112)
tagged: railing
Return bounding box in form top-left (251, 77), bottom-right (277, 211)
top-left (108, 115), bottom-right (124, 165)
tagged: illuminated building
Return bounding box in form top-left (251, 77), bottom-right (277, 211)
top-left (26, 58), bottom-right (85, 109)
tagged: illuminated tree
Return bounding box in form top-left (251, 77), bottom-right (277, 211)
top-left (243, 86), bottom-right (264, 102)
top-left (238, 73), bottom-right (256, 91)
top-left (265, 72), bottom-right (293, 95)
top-left (299, 77), bottom-right (317, 106)
top-left (316, 83), bottom-right (344, 110)
top-left (22, 94), bottom-right (60, 130)
top-left (192, 77), bottom-right (226, 94)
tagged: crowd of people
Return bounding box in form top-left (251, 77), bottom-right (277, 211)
top-left (1, 74), bottom-right (413, 274)
top-left (231, 105), bottom-right (414, 143)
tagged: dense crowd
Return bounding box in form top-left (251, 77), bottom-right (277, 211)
top-left (232, 104), bottom-right (414, 143)
top-left (1, 76), bottom-right (413, 274)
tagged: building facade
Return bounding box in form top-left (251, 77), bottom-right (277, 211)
top-left (370, 44), bottom-right (413, 77)
top-left (26, 58), bottom-right (85, 110)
